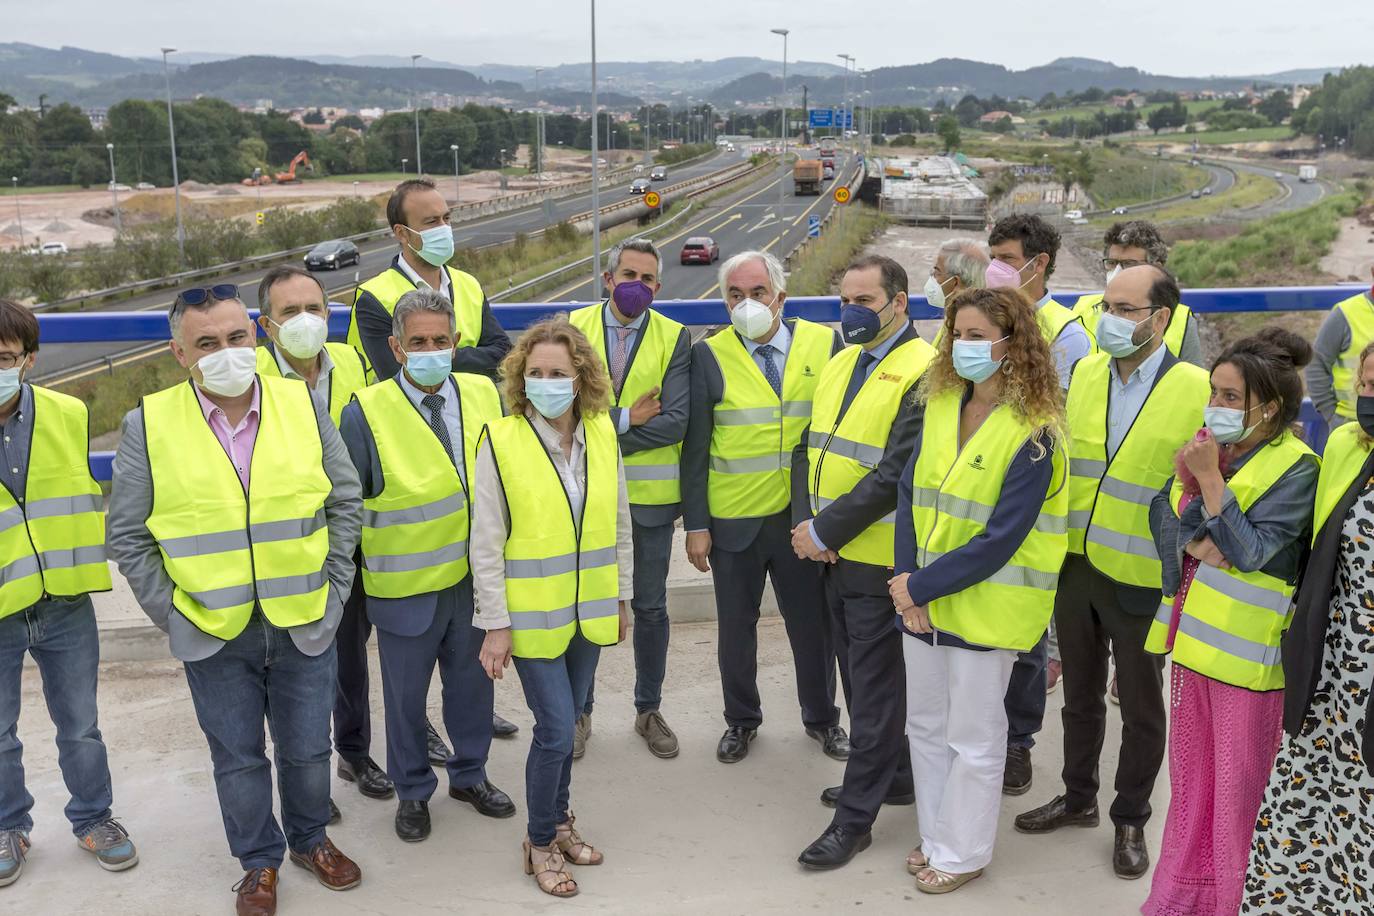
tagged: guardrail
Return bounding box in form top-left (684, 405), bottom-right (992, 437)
top-left (782, 159), bottom-right (864, 272)
top-left (44, 282), bottom-right (1364, 480)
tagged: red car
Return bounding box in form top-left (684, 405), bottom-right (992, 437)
top-left (680, 237), bottom-right (720, 265)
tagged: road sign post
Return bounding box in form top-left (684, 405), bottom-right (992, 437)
top-left (833, 186), bottom-right (851, 204)
top-left (808, 215), bottom-right (821, 237)
top-left (255, 211), bottom-right (265, 225)
top-left (644, 190), bottom-right (661, 209)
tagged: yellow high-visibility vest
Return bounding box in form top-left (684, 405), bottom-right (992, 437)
top-left (354, 373), bottom-right (502, 599)
top-left (1072, 294), bottom-right (1194, 359)
top-left (1039, 297), bottom-right (1097, 356)
top-left (347, 263), bottom-right (485, 360)
top-left (143, 377), bottom-right (332, 640)
top-left (807, 334), bottom-right (935, 566)
top-left (570, 303), bottom-right (684, 507)
top-left (911, 388), bottom-right (1068, 652)
top-left (483, 412), bottom-right (622, 659)
top-left (1328, 293), bottom-right (1374, 420)
top-left (255, 342), bottom-right (369, 427)
top-left (1311, 421), bottom-right (1372, 540)
top-left (0, 386), bottom-right (110, 619)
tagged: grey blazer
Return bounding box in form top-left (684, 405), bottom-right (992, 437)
top-left (106, 382), bottom-right (363, 662)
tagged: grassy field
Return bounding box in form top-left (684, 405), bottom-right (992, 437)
top-left (787, 204), bottom-right (890, 297)
top-left (1026, 99), bottom-right (1222, 124)
top-left (1138, 171), bottom-right (1283, 223)
top-left (1121, 126), bottom-right (1294, 146)
top-left (1090, 149), bottom-right (1210, 209)
top-left (7, 184), bottom-right (85, 196)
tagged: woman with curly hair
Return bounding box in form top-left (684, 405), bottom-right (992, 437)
top-left (470, 315), bottom-right (632, 899)
top-left (887, 286), bottom-right (1069, 895)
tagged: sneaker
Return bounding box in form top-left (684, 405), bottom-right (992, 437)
top-left (76, 818), bottom-right (139, 872)
top-left (1003, 745), bottom-right (1033, 796)
top-left (635, 711), bottom-right (680, 759)
top-left (1108, 674), bottom-right (1120, 706)
top-left (1046, 659), bottom-right (1063, 694)
top-left (572, 714), bottom-right (591, 760)
top-left (0, 830), bottom-right (30, 886)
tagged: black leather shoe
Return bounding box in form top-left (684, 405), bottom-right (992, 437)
top-left (448, 779), bottom-right (516, 819)
top-left (327, 798), bottom-right (341, 825)
top-left (716, 726), bottom-right (757, 764)
top-left (819, 784), bottom-right (915, 808)
top-left (425, 719), bottom-right (451, 767)
top-left (805, 725), bottom-right (851, 761)
top-left (394, 800), bottom-right (430, 843)
top-left (797, 825), bottom-right (873, 870)
top-left (337, 755), bottom-right (395, 800)
top-left (1013, 795), bottom-right (1100, 834)
top-left (1003, 745), bottom-right (1032, 796)
top-left (492, 714), bottom-right (519, 739)
top-left (1114, 825), bottom-right (1150, 879)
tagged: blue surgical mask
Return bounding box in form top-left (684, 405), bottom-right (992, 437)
top-left (0, 366), bottom-right (22, 404)
top-left (525, 377), bottom-right (577, 419)
top-left (951, 336), bottom-right (1008, 383)
top-left (405, 224), bottom-right (455, 267)
top-left (404, 350), bottom-right (452, 387)
top-left (1203, 405), bottom-right (1262, 445)
top-left (840, 298), bottom-right (896, 346)
top-left (1096, 310), bottom-right (1154, 358)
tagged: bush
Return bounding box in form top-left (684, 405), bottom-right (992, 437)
top-left (183, 218), bottom-right (258, 270)
top-left (256, 206), bottom-right (326, 253)
top-left (0, 252), bottom-right (24, 300)
top-left (79, 244), bottom-right (131, 291)
top-left (655, 143), bottom-right (714, 166)
top-left (117, 226), bottom-right (181, 282)
top-left (321, 197), bottom-right (381, 238)
top-left (22, 254), bottom-right (75, 303)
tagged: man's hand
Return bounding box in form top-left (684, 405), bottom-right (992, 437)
top-left (1185, 536), bottom-right (1231, 570)
top-left (629, 387), bottom-right (662, 426)
top-left (686, 530), bottom-right (712, 572)
top-left (888, 572), bottom-right (915, 613)
top-left (790, 519), bottom-right (836, 563)
top-left (900, 604), bottom-right (932, 634)
top-left (618, 600), bottom-right (631, 644)
top-left (479, 628), bottom-right (513, 680)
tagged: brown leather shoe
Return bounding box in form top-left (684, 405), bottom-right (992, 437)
top-left (288, 837), bottom-right (361, 891)
top-left (233, 867), bottom-right (278, 916)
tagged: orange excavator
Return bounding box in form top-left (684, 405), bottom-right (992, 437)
top-left (241, 151), bottom-right (313, 186)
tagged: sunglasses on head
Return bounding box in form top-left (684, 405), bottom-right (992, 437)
top-left (175, 284), bottom-right (240, 307)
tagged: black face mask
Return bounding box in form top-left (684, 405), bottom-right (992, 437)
top-left (1358, 395), bottom-right (1374, 437)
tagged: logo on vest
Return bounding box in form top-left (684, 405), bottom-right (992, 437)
top-left (878, 372), bottom-right (903, 383)
top-left (968, 454), bottom-right (986, 470)
top-left (802, 365), bottom-right (814, 377)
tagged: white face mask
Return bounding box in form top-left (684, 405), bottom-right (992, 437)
top-left (195, 346), bottom-right (258, 397)
top-left (730, 296), bottom-right (778, 340)
top-left (270, 312), bottom-right (329, 360)
top-left (924, 274), bottom-right (954, 310)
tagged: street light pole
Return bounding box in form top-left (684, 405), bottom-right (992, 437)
top-left (450, 144), bottom-right (460, 204)
top-left (533, 67), bottom-right (544, 180)
top-left (838, 54), bottom-right (852, 140)
top-left (160, 47), bottom-right (186, 268)
top-left (772, 28), bottom-right (790, 217)
top-left (589, 0), bottom-right (602, 292)
top-left (9, 177), bottom-right (23, 250)
top-left (411, 54), bottom-right (423, 175)
top-left (401, 158), bottom-right (408, 176)
top-left (106, 142), bottom-right (122, 233)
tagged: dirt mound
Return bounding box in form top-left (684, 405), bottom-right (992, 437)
top-left (1355, 202), bottom-right (1374, 228)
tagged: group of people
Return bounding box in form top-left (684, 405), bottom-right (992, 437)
top-left (0, 174), bottom-right (1371, 915)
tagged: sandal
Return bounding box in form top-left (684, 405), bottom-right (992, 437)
top-left (522, 838), bottom-right (578, 898)
top-left (906, 847), bottom-right (928, 875)
top-left (554, 813), bottom-right (603, 866)
top-left (915, 866), bottom-right (983, 895)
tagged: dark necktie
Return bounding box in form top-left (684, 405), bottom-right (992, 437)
top-left (839, 351), bottom-right (877, 418)
top-left (421, 393), bottom-right (457, 468)
top-left (757, 344), bottom-right (782, 397)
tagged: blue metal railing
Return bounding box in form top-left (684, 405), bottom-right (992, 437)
top-left (48, 283), bottom-right (1368, 481)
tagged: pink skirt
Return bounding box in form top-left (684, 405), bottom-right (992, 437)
top-left (1141, 665), bottom-right (1283, 916)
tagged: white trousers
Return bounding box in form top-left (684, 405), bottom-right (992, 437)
top-left (903, 635), bottom-right (1017, 874)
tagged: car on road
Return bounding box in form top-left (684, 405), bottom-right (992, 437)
top-left (629, 178), bottom-right (651, 194)
top-left (1202, 187), bottom-right (1213, 196)
top-left (304, 239), bottom-right (361, 270)
top-left (823, 164), bottom-right (835, 180)
top-left (1274, 171), bottom-right (1284, 179)
top-left (1190, 190), bottom-right (1203, 199)
top-left (37, 242), bottom-right (68, 256)
top-left (1111, 206), bottom-right (1129, 215)
top-left (135, 182), bottom-right (155, 190)
top-left (680, 237), bottom-right (720, 265)
top-left (1064, 209), bottom-right (1083, 220)
top-left (650, 166), bottom-right (667, 181)
top-left (109, 182), bottom-right (132, 192)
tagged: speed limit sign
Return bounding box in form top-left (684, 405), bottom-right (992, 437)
top-left (833, 186), bottom-right (851, 204)
top-left (644, 191), bottom-right (661, 208)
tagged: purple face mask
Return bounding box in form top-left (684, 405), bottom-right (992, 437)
top-left (985, 258), bottom-right (1028, 290)
top-left (612, 279), bottom-right (655, 318)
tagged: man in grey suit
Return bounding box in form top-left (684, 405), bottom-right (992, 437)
top-left (569, 238), bottom-right (692, 760)
top-left (107, 288), bottom-right (364, 915)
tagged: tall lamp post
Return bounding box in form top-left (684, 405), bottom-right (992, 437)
top-left (160, 47), bottom-right (186, 267)
top-left (589, 0), bottom-right (602, 292)
top-left (401, 158), bottom-right (408, 176)
top-left (411, 54), bottom-right (423, 175)
top-left (450, 144), bottom-right (461, 204)
top-left (772, 28), bottom-right (790, 216)
top-left (105, 142), bottom-right (122, 233)
top-left (533, 67), bottom-right (544, 180)
top-left (9, 177), bottom-right (23, 251)
top-left (838, 53), bottom-right (853, 140)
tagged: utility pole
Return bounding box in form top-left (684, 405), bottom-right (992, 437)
top-left (450, 144), bottom-right (460, 204)
top-left (589, 0), bottom-right (602, 292)
top-left (10, 178), bottom-right (23, 251)
top-left (533, 68), bottom-right (544, 179)
top-left (800, 85), bottom-right (809, 145)
top-left (106, 142), bottom-right (122, 233)
top-left (160, 48), bottom-right (185, 268)
top-left (772, 28), bottom-right (790, 217)
top-left (411, 54), bottom-right (424, 175)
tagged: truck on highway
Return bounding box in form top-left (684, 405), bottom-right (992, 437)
top-left (793, 159), bottom-right (824, 195)
top-left (1298, 165), bottom-right (1318, 183)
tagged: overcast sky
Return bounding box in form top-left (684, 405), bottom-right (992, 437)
top-left (10, 0), bottom-right (1370, 76)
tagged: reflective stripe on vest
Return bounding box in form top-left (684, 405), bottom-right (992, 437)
top-left (807, 334), bottom-right (935, 566)
top-left (1329, 293), bottom-right (1374, 420)
top-left (347, 264), bottom-right (485, 360)
top-left (0, 387), bottom-right (111, 619)
top-left (702, 320), bottom-right (834, 519)
top-left (255, 342), bottom-right (369, 427)
top-left (1073, 294), bottom-right (1193, 359)
top-left (569, 304), bottom-right (685, 506)
top-left (355, 373), bottom-right (501, 598)
top-left (1144, 433), bottom-right (1315, 690)
top-left (1312, 422), bottom-right (1371, 540)
top-left (143, 376), bottom-right (332, 639)
top-left (1066, 353), bottom-right (1209, 587)
top-left (485, 413), bottom-right (621, 659)
top-left (911, 388), bottom-right (1068, 652)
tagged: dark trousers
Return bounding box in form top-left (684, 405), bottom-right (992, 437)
top-left (583, 518), bottom-right (673, 717)
top-left (374, 580), bottom-right (492, 801)
top-left (332, 556), bottom-right (372, 760)
top-left (1055, 555), bottom-right (1166, 828)
top-left (825, 558), bottom-right (913, 832)
top-left (1004, 631), bottom-right (1049, 749)
top-left (183, 610), bottom-right (335, 870)
top-left (0, 596), bottom-right (113, 836)
top-left (710, 510), bottom-right (839, 731)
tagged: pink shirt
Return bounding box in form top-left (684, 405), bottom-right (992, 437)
top-left (194, 381), bottom-right (261, 490)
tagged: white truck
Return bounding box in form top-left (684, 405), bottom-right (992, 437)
top-left (1298, 165), bottom-right (1318, 183)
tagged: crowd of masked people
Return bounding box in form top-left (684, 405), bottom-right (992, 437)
top-left (3, 174), bottom-right (1373, 915)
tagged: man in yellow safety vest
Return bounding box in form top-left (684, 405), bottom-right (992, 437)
top-left (1307, 266), bottom-right (1374, 427)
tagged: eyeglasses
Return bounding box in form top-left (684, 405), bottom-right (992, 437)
top-left (1094, 302), bottom-right (1158, 318)
top-left (0, 352), bottom-right (28, 371)
top-left (175, 284), bottom-right (240, 307)
top-left (1102, 258), bottom-right (1148, 271)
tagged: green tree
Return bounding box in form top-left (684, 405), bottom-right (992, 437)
top-left (937, 115), bottom-right (961, 153)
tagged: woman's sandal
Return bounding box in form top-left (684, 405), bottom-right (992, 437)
top-left (914, 866), bottom-right (983, 895)
top-left (523, 838), bottom-right (578, 898)
top-left (554, 813), bottom-right (604, 866)
top-left (906, 847), bottom-right (928, 875)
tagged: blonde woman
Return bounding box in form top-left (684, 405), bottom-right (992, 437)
top-left (471, 316), bottom-right (632, 898)
top-left (888, 287), bottom-right (1068, 894)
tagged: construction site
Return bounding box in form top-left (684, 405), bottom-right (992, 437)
top-left (864, 155), bottom-right (989, 227)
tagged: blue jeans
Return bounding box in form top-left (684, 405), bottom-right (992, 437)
top-left (0, 595), bottom-right (113, 836)
top-left (183, 610), bottom-right (336, 870)
top-left (584, 518), bottom-right (672, 716)
top-left (513, 634), bottom-right (601, 846)
top-left (1004, 630), bottom-right (1049, 749)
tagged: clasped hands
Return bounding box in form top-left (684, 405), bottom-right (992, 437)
top-left (789, 519), bottom-right (838, 564)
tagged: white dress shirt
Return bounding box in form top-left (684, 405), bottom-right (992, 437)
top-left (1107, 343), bottom-right (1168, 458)
top-left (395, 252), bottom-right (452, 302)
top-left (272, 344), bottom-right (336, 418)
top-left (397, 370), bottom-right (467, 486)
top-left (741, 317), bottom-right (792, 376)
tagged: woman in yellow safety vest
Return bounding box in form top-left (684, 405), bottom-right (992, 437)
top-left (472, 316), bottom-right (632, 899)
top-left (1143, 328), bottom-right (1318, 916)
top-left (1244, 340), bottom-right (1374, 915)
top-left (889, 286), bottom-right (1068, 895)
